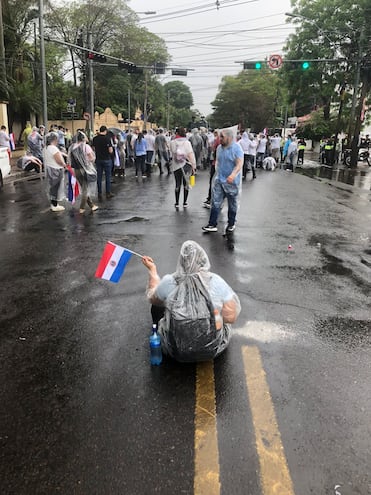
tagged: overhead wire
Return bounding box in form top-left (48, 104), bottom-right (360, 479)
top-left (140, 0), bottom-right (258, 24)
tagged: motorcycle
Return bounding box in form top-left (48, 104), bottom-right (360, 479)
top-left (343, 148), bottom-right (370, 167)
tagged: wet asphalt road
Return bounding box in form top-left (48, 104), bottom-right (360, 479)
top-left (0, 165), bottom-right (370, 495)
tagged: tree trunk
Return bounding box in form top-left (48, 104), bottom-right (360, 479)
top-left (350, 75), bottom-right (370, 168)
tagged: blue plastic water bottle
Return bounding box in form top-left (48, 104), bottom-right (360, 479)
top-left (149, 324), bottom-right (162, 365)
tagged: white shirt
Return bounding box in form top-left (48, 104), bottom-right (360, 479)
top-left (0, 130), bottom-right (10, 148)
top-left (145, 134), bottom-right (155, 152)
top-left (270, 136), bottom-right (281, 149)
top-left (44, 144), bottom-right (63, 169)
top-left (257, 137), bottom-right (267, 153)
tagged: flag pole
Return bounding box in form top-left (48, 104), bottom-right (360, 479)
top-left (126, 248), bottom-right (144, 259)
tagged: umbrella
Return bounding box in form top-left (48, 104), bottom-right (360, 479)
top-left (108, 127), bottom-right (124, 136)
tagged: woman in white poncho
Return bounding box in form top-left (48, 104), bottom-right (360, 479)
top-left (142, 240), bottom-right (241, 362)
top-left (44, 132), bottom-right (67, 212)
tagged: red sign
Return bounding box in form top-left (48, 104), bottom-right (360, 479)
top-left (268, 54), bottom-right (283, 69)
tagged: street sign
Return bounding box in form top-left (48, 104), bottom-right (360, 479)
top-left (83, 112), bottom-right (91, 121)
top-left (61, 111), bottom-right (78, 119)
top-left (268, 54), bottom-right (283, 69)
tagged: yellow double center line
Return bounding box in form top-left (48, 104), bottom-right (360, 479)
top-left (194, 346), bottom-right (295, 495)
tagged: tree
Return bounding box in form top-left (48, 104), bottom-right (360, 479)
top-left (284, 0), bottom-right (371, 164)
top-left (210, 69), bottom-right (280, 131)
top-left (46, 0), bottom-right (170, 120)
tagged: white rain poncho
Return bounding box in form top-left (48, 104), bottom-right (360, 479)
top-left (157, 241), bottom-right (240, 362)
top-left (68, 140), bottom-right (97, 198)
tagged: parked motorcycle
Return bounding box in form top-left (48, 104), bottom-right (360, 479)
top-left (343, 148), bottom-right (370, 167)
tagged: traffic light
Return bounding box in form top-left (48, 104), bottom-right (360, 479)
top-left (154, 62), bottom-right (166, 74)
top-left (118, 61), bottom-right (143, 74)
top-left (302, 61), bottom-right (310, 70)
top-left (87, 52), bottom-right (107, 63)
top-left (243, 61), bottom-right (262, 70)
top-left (171, 69), bottom-right (187, 76)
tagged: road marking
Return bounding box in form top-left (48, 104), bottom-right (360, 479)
top-left (194, 361), bottom-right (220, 495)
top-left (242, 345), bottom-right (295, 495)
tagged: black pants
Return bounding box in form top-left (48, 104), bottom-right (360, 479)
top-left (174, 168), bottom-right (189, 205)
top-left (151, 305), bottom-right (165, 325)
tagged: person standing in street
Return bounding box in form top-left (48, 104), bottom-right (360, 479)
top-left (0, 125), bottom-right (10, 149)
top-left (202, 128), bottom-right (243, 233)
top-left (169, 127), bottom-right (196, 208)
top-left (286, 137), bottom-right (298, 172)
top-left (270, 133), bottom-right (281, 163)
top-left (44, 132), bottom-right (67, 212)
top-left (256, 133), bottom-right (267, 168)
top-left (238, 131), bottom-right (251, 180)
top-left (134, 132), bottom-right (147, 178)
top-left (68, 131), bottom-right (98, 214)
top-left (154, 128), bottom-right (170, 175)
top-left (203, 130), bottom-right (220, 208)
top-left (143, 130), bottom-right (155, 176)
top-left (93, 126), bottom-right (114, 200)
top-left (27, 127), bottom-right (44, 163)
top-left (297, 138), bottom-right (307, 165)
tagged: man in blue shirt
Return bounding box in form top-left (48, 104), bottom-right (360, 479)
top-left (202, 128), bottom-right (243, 233)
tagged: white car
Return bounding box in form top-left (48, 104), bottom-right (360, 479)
top-left (0, 146), bottom-right (11, 188)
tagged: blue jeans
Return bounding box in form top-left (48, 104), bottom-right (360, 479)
top-left (208, 180), bottom-right (239, 228)
top-left (96, 159), bottom-right (112, 195)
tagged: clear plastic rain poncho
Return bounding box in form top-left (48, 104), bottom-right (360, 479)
top-left (158, 241), bottom-right (240, 362)
top-left (68, 133), bottom-right (97, 198)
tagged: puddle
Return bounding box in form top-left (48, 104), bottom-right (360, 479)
top-left (296, 166), bottom-right (371, 191)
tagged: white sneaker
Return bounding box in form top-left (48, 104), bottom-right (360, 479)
top-left (51, 205), bottom-right (65, 212)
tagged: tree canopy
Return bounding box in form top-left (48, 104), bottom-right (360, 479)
top-left (210, 69), bottom-right (281, 131)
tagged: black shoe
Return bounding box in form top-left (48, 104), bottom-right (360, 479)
top-left (98, 193), bottom-right (103, 201)
top-left (106, 192), bottom-right (115, 199)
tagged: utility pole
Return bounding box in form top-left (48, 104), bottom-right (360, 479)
top-left (166, 91), bottom-right (171, 131)
top-left (0, 0), bottom-right (8, 101)
top-left (143, 71), bottom-right (148, 131)
top-left (128, 88), bottom-right (131, 131)
top-left (39, 0), bottom-right (48, 128)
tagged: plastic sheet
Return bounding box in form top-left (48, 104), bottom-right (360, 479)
top-left (157, 241), bottom-right (239, 362)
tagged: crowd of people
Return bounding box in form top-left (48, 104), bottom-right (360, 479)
top-left (13, 122), bottom-right (313, 220)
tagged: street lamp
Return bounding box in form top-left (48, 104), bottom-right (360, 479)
top-left (285, 13), bottom-right (334, 45)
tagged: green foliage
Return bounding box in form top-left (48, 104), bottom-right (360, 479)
top-left (210, 70), bottom-right (280, 131)
top-left (284, 0), bottom-right (371, 126)
top-left (296, 109), bottom-right (336, 140)
top-left (164, 81), bottom-right (193, 110)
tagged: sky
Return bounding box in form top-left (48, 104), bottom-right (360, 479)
top-left (131, 0), bottom-right (295, 116)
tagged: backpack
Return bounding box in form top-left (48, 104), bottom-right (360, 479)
top-left (173, 141), bottom-right (187, 164)
top-left (161, 276), bottom-right (218, 362)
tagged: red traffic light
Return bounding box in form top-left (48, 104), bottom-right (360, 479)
top-left (86, 52), bottom-right (107, 63)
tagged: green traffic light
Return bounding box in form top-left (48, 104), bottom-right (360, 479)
top-left (302, 61), bottom-right (310, 70)
top-left (255, 62), bottom-right (262, 69)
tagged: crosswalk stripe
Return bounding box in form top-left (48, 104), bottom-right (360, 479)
top-left (194, 361), bottom-right (220, 495)
top-left (242, 345), bottom-right (295, 495)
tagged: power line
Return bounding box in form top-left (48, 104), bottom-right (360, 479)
top-left (140, 0), bottom-right (258, 24)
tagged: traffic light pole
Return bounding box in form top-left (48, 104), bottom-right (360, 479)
top-left (88, 31), bottom-right (94, 135)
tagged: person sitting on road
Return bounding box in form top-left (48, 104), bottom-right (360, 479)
top-left (142, 240), bottom-right (241, 362)
top-left (262, 156), bottom-right (276, 171)
top-left (17, 153), bottom-right (43, 173)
